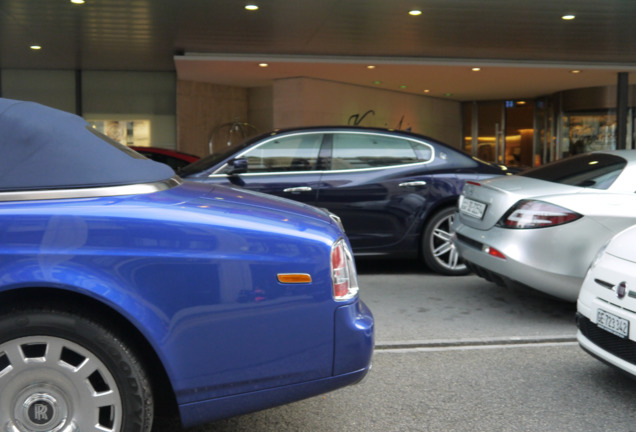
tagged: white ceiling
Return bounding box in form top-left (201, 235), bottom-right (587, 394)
top-left (2, 0), bottom-right (636, 101)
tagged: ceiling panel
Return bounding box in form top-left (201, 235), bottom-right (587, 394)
top-left (1, 0), bottom-right (635, 101)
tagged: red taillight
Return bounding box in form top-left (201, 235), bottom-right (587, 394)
top-left (484, 246), bottom-right (506, 259)
top-left (331, 239), bottom-right (359, 301)
top-left (498, 200), bottom-right (582, 229)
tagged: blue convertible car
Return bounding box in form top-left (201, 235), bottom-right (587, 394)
top-left (0, 98), bottom-right (374, 431)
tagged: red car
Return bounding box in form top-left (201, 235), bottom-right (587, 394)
top-left (130, 146), bottom-right (199, 170)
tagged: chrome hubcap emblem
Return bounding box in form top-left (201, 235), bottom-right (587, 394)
top-left (13, 390), bottom-right (68, 432)
top-left (24, 394), bottom-right (57, 429)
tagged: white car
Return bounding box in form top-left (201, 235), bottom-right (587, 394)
top-left (577, 224), bottom-right (636, 376)
top-left (453, 150), bottom-right (636, 302)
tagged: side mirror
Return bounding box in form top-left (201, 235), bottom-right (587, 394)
top-left (227, 157), bottom-right (248, 175)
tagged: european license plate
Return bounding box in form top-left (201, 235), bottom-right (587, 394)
top-left (597, 308), bottom-right (629, 338)
top-left (459, 197), bottom-right (487, 219)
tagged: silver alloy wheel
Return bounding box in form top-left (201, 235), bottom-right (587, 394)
top-left (0, 335), bottom-right (122, 432)
top-left (428, 211), bottom-right (467, 273)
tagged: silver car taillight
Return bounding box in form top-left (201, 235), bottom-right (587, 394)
top-left (498, 199), bottom-right (582, 229)
top-left (331, 239), bottom-right (359, 301)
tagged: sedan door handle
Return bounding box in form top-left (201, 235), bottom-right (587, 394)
top-left (283, 186), bottom-right (313, 193)
top-left (399, 181), bottom-right (427, 188)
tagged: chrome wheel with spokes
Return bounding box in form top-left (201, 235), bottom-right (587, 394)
top-left (422, 206), bottom-right (469, 276)
top-left (0, 309), bottom-right (153, 432)
top-left (1, 336), bottom-right (121, 432)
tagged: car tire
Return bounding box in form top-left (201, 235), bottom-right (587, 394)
top-left (0, 307), bottom-right (154, 432)
top-left (422, 206), bottom-right (469, 276)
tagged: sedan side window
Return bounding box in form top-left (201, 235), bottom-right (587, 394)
top-left (331, 133), bottom-right (421, 170)
top-left (227, 134), bottom-right (323, 173)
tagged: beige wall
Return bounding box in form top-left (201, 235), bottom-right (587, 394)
top-left (272, 77), bottom-right (462, 146)
top-left (177, 80), bottom-right (249, 157)
top-left (176, 77), bottom-right (464, 156)
top-left (247, 86), bottom-right (274, 133)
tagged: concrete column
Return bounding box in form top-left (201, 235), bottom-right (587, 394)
top-left (616, 72), bottom-right (628, 149)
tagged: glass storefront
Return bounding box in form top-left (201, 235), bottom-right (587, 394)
top-left (463, 83), bottom-right (634, 169)
top-left (462, 100), bottom-right (537, 170)
top-left (560, 112), bottom-right (616, 156)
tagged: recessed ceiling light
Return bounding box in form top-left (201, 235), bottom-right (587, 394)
top-left (423, 89), bottom-right (430, 93)
top-left (366, 65), bottom-right (376, 69)
top-left (245, 4), bottom-right (259, 11)
top-left (562, 14), bottom-right (575, 20)
top-left (409, 10), bottom-right (422, 16)
top-left (570, 70), bottom-right (581, 74)
top-left (472, 67), bottom-right (481, 72)
top-left (71, 0), bottom-right (85, 4)
top-left (30, 45), bottom-right (42, 50)
top-left (258, 63), bottom-right (268, 68)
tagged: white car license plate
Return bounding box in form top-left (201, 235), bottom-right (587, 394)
top-left (459, 197), bottom-right (487, 219)
top-left (597, 308), bottom-right (629, 338)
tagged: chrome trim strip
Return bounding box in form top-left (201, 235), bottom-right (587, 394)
top-left (210, 161), bottom-right (432, 177)
top-left (0, 176), bottom-right (182, 202)
top-left (211, 130), bottom-right (436, 175)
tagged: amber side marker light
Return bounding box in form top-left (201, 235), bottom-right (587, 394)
top-left (277, 273), bottom-right (312, 284)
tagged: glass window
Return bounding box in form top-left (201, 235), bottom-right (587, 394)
top-left (520, 153), bottom-right (626, 190)
top-left (88, 119), bottom-right (151, 147)
top-left (331, 134), bottom-right (425, 170)
top-left (561, 112), bottom-right (616, 157)
top-left (239, 134), bottom-right (323, 173)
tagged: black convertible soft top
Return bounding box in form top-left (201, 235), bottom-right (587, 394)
top-left (0, 98), bottom-right (175, 191)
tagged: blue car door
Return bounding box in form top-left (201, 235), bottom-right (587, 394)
top-left (206, 132), bottom-right (326, 206)
top-left (315, 132), bottom-right (434, 252)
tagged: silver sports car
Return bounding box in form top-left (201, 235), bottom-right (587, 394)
top-left (452, 150), bottom-right (636, 302)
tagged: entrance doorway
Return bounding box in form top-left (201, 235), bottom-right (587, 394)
top-left (463, 99), bottom-right (545, 170)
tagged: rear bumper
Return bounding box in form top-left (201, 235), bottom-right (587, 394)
top-left (453, 229), bottom-right (582, 302)
top-left (334, 300), bottom-right (375, 374)
top-left (179, 300), bottom-right (374, 427)
top-left (179, 367), bottom-right (371, 427)
top-left (452, 213), bottom-right (618, 302)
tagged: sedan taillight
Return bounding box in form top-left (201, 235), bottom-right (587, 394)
top-left (331, 239), bottom-right (359, 301)
top-left (497, 200), bottom-right (582, 229)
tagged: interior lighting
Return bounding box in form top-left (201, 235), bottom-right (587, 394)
top-left (561, 14), bottom-right (575, 20)
top-left (258, 63), bottom-right (268, 68)
top-left (366, 65), bottom-right (376, 69)
top-left (570, 70), bottom-right (581, 74)
top-left (409, 9), bottom-right (422, 16)
top-left (30, 45), bottom-right (42, 50)
top-left (70, 0), bottom-right (85, 4)
top-left (245, 4), bottom-right (259, 11)
top-left (423, 89), bottom-right (430, 93)
top-left (472, 67), bottom-right (481, 72)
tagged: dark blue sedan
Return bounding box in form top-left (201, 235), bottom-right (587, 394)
top-left (182, 126), bottom-right (510, 275)
top-left (0, 99), bottom-right (373, 431)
